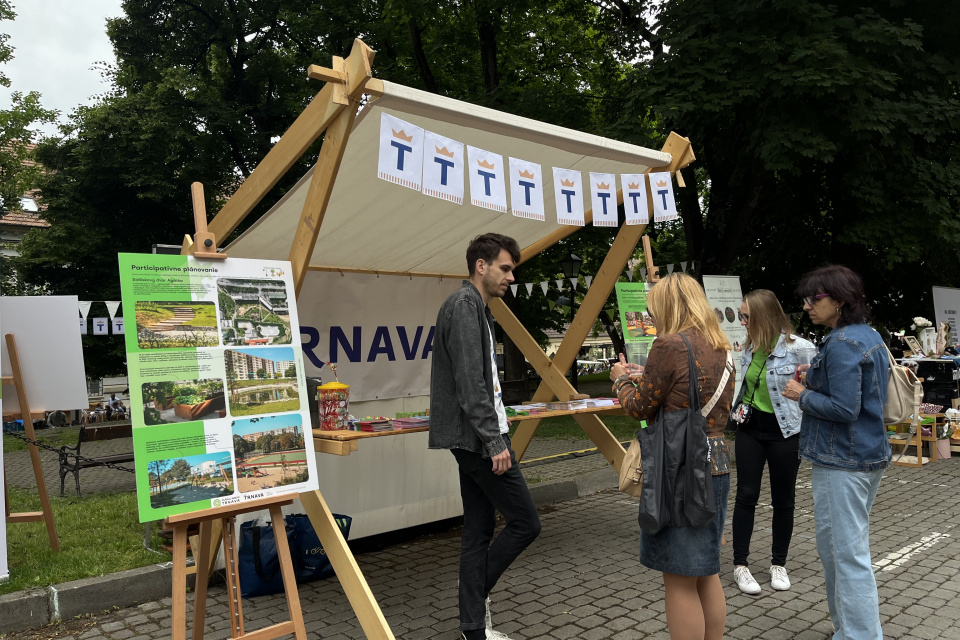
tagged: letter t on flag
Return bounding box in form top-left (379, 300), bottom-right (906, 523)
top-left (377, 112), bottom-right (424, 191)
top-left (422, 131), bottom-right (464, 204)
top-left (467, 146), bottom-right (508, 212)
top-left (508, 157), bottom-right (545, 220)
top-left (621, 173), bottom-right (650, 225)
top-left (589, 172), bottom-right (617, 227)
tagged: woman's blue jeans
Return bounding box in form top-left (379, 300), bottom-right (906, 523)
top-left (811, 464), bottom-right (884, 640)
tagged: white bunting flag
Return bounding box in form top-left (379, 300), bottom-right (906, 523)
top-left (79, 317), bottom-right (87, 334)
top-left (626, 269), bottom-right (634, 282)
top-left (78, 301), bottom-right (92, 320)
top-left (649, 171), bottom-right (678, 222)
top-left (422, 131), bottom-right (464, 204)
top-left (467, 146), bottom-right (508, 212)
top-left (112, 317), bottom-right (125, 334)
top-left (555, 279), bottom-right (564, 290)
top-left (589, 172), bottom-right (618, 227)
top-left (667, 264), bottom-right (675, 275)
top-left (105, 301), bottom-right (121, 319)
top-left (569, 278), bottom-right (578, 290)
top-left (92, 317), bottom-right (109, 335)
top-left (510, 284), bottom-right (518, 297)
top-left (525, 283), bottom-right (534, 296)
top-left (621, 174), bottom-right (650, 225)
top-left (640, 268), bottom-right (647, 281)
top-left (680, 261), bottom-right (688, 273)
top-left (508, 157), bottom-right (545, 220)
top-left (378, 112), bottom-right (424, 191)
top-left (552, 168), bottom-right (585, 226)
top-left (584, 275), bottom-right (593, 289)
top-left (540, 281), bottom-right (549, 296)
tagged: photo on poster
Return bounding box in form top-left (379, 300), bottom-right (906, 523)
top-left (224, 347), bottom-right (300, 416)
top-left (148, 452), bottom-right (235, 509)
top-left (623, 310), bottom-right (656, 338)
top-left (724, 307), bottom-right (736, 323)
top-left (232, 414), bottom-right (308, 493)
top-left (141, 379), bottom-right (226, 425)
top-left (135, 301), bottom-right (218, 349)
top-left (216, 278), bottom-right (292, 346)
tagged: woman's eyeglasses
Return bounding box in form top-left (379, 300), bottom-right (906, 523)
top-left (802, 293), bottom-right (832, 306)
top-left (738, 312), bottom-right (749, 321)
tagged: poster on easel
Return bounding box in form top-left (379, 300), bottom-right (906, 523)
top-left (702, 275), bottom-right (747, 398)
top-left (0, 313), bottom-right (6, 582)
top-left (614, 282), bottom-right (656, 366)
top-left (932, 286), bottom-right (959, 348)
top-left (118, 253), bottom-right (319, 522)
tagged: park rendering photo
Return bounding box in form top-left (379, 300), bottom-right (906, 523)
top-left (231, 414), bottom-right (309, 493)
top-left (217, 278), bottom-right (292, 346)
top-left (134, 301), bottom-right (219, 349)
top-left (224, 346), bottom-right (300, 417)
top-left (147, 452), bottom-right (235, 509)
top-left (140, 379), bottom-right (226, 424)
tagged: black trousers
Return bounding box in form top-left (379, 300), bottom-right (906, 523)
top-left (451, 438), bottom-right (541, 632)
top-left (732, 412), bottom-right (801, 568)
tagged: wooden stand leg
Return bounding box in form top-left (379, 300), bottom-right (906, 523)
top-left (171, 525), bottom-right (189, 640)
top-left (300, 490), bottom-right (395, 640)
top-left (191, 520), bottom-right (213, 640)
top-left (510, 418), bottom-right (542, 461)
top-left (269, 505), bottom-right (307, 640)
top-left (222, 517), bottom-right (245, 638)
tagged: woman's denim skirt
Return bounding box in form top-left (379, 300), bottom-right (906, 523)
top-left (639, 472), bottom-right (730, 576)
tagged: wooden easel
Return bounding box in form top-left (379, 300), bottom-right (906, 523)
top-left (166, 495), bottom-right (305, 640)
top-left (2, 333), bottom-right (60, 551)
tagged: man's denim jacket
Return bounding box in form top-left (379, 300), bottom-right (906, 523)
top-left (798, 323), bottom-right (891, 471)
top-left (428, 281), bottom-right (507, 458)
top-left (740, 333), bottom-right (816, 438)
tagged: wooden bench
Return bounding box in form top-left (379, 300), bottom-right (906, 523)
top-left (58, 422), bottom-right (135, 497)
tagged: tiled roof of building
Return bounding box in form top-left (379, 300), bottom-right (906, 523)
top-left (0, 209), bottom-right (49, 228)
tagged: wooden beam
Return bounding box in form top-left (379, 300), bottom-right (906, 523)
top-left (300, 490), bottom-right (396, 640)
top-left (306, 265), bottom-right (467, 280)
top-left (307, 65), bottom-right (345, 84)
top-left (289, 106), bottom-right (358, 296)
top-left (642, 235), bottom-right (659, 283)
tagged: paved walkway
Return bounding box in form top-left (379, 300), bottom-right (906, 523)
top-left (7, 455), bottom-right (960, 639)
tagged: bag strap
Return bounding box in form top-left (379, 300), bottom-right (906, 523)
top-left (702, 351), bottom-right (734, 417)
top-left (678, 333), bottom-right (703, 411)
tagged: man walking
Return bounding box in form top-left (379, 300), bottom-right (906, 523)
top-left (430, 233), bottom-right (541, 640)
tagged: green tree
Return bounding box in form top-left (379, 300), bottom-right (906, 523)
top-left (169, 458), bottom-right (192, 482)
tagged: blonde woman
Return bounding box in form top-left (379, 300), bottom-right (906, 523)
top-left (610, 273), bottom-right (734, 640)
top-left (730, 290), bottom-right (816, 595)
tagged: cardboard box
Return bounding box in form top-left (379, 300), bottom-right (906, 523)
top-left (952, 397), bottom-right (960, 409)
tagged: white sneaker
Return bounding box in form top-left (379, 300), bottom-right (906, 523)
top-left (734, 565), bottom-right (761, 595)
top-left (486, 631), bottom-right (514, 640)
top-left (485, 597), bottom-right (492, 632)
top-left (770, 565), bottom-right (791, 591)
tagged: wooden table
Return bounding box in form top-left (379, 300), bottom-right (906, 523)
top-left (891, 414), bottom-right (947, 467)
top-left (311, 404), bottom-right (625, 457)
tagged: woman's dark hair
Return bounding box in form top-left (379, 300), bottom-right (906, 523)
top-left (466, 233), bottom-right (521, 275)
top-left (796, 264), bottom-right (871, 326)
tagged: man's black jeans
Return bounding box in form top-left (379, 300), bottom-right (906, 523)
top-left (452, 437), bottom-right (541, 632)
top-left (732, 417), bottom-right (801, 568)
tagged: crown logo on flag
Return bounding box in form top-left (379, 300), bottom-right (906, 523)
top-left (392, 129), bottom-right (414, 142)
top-left (435, 146), bottom-right (455, 158)
top-left (656, 179), bottom-right (668, 187)
top-left (519, 169), bottom-right (535, 179)
top-left (628, 182), bottom-right (640, 189)
top-left (478, 159), bottom-right (496, 169)
top-left (561, 178), bottom-right (575, 187)
top-left (597, 182), bottom-right (610, 190)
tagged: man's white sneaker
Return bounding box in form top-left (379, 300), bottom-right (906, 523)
top-left (486, 631), bottom-right (514, 640)
top-left (770, 565), bottom-right (791, 591)
top-left (734, 565), bottom-right (761, 595)
top-left (484, 597), bottom-right (492, 632)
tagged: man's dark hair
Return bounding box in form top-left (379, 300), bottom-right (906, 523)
top-left (796, 264), bottom-right (871, 327)
top-left (466, 233), bottom-right (521, 275)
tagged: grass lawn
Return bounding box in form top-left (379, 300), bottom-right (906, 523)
top-left (229, 378), bottom-right (295, 389)
top-left (0, 487), bottom-right (169, 596)
top-left (2, 426), bottom-right (82, 453)
top-left (228, 397), bottom-right (302, 416)
top-left (190, 304), bottom-right (218, 327)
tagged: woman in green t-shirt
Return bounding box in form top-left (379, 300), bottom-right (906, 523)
top-left (730, 290), bottom-right (816, 595)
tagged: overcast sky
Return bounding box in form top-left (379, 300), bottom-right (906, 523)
top-left (2, 0), bottom-right (123, 135)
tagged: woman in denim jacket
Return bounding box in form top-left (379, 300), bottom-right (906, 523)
top-left (730, 290), bottom-right (816, 596)
top-left (783, 265), bottom-right (889, 640)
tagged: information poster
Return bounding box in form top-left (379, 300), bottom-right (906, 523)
top-left (0, 318), bottom-right (6, 582)
top-left (118, 254), bottom-right (319, 522)
top-left (932, 286), bottom-right (960, 348)
top-left (614, 282), bottom-right (656, 365)
top-left (702, 275), bottom-right (747, 398)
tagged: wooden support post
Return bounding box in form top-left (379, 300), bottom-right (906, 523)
top-left (299, 489), bottom-right (395, 640)
top-left (642, 235), bottom-right (659, 283)
top-left (3, 334), bottom-right (60, 551)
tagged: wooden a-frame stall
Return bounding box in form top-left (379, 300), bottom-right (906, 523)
top-left (191, 38), bottom-right (694, 639)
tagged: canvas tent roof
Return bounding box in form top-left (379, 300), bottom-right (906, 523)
top-left (226, 80), bottom-right (673, 278)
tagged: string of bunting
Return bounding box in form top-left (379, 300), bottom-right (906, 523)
top-left (378, 112), bottom-right (682, 226)
top-left (78, 300), bottom-right (125, 336)
top-left (505, 260), bottom-right (699, 299)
